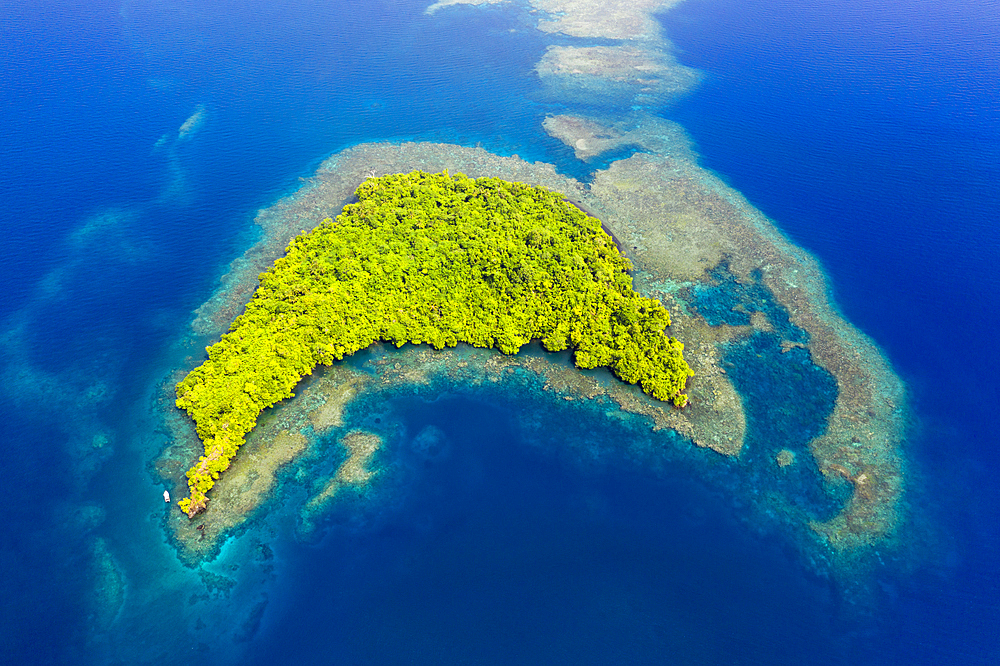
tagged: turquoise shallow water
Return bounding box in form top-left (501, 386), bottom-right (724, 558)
top-left (2, 0), bottom-right (998, 663)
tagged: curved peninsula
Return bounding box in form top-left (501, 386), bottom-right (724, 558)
top-left (175, 171), bottom-right (692, 516)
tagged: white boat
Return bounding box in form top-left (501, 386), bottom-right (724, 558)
top-left (163, 490), bottom-right (170, 503)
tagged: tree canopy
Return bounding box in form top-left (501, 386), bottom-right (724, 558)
top-left (175, 171), bottom-right (692, 516)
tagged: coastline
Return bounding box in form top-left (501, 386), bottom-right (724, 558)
top-left (158, 140), bottom-right (905, 575)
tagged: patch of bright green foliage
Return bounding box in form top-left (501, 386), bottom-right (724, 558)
top-left (175, 171), bottom-right (692, 515)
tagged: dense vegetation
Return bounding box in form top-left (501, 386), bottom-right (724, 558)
top-left (175, 171), bottom-right (692, 516)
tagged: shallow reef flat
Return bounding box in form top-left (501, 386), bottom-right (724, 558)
top-left (535, 44), bottom-right (699, 107)
top-left (542, 113), bottom-right (692, 162)
top-left (532, 0), bottom-right (680, 41)
top-left (424, 0), bottom-right (509, 14)
top-left (424, 0), bottom-right (678, 37)
top-left (158, 139), bottom-right (906, 572)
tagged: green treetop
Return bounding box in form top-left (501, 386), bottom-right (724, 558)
top-left (174, 171), bottom-right (692, 516)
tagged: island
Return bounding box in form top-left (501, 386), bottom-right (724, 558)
top-left (155, 0), bottom-right (909, 584)
top-left (155, 140), bottom-right (905, 578)
top-left (174, 170), bottom-right (693, 516)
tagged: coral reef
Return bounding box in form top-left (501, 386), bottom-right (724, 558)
top-left (159, 139), bottom-right (906, 565)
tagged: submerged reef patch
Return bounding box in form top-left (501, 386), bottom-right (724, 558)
top-left (299, 429), bottom-right (384, 537)
top-left (177, 103), bottom-right (206, 141)
top-left (542, 114), bottom-right (691, 163)
top-left (536, 45), bottom-right (699, 108)
top-left (532, 0), bottom-right (682, 41)
top-left (87, 537), bottom-right (126, 634)
top-left (425, 0), bottom-right (509, 14)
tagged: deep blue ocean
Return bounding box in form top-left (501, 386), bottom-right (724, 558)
top-left (2, 0), bottom-right (998, 663)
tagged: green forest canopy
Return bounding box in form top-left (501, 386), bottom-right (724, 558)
top-left (174, 171), bottom-right (692, 516)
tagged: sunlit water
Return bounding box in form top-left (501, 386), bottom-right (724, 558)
top-left (1, 0), bottom-right (997, 663)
